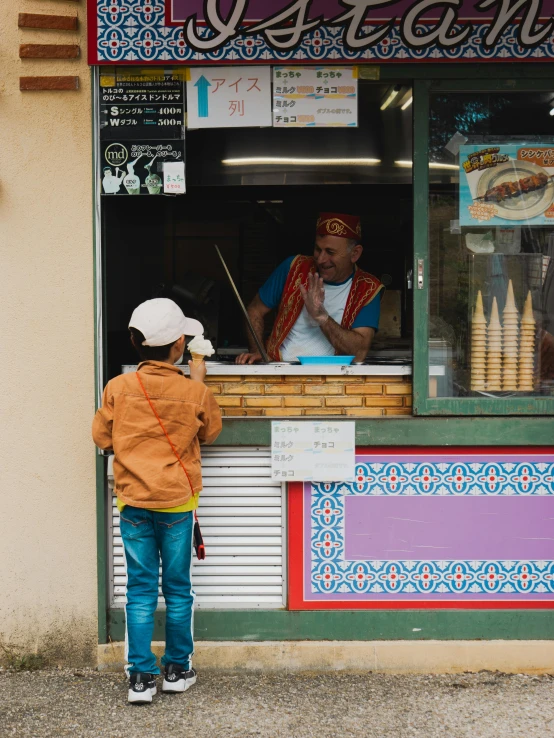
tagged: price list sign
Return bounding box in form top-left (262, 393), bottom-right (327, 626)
top-left (100, 77), bottom-right (184, 140)
top-left (273, 67), bottom-right (358, 128)
top-left (271, 421), bottom-right (355, 482)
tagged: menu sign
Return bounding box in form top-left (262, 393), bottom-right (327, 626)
top-left (273, 67), bottom-right (357, 128)
top-left (100, 78), bottom-right (184, 140)
top-left (271, 421), bottom-right (355, 482)
top-left (100, 140), bottom-right (185, 196)
top-left (460, 144), bottom-right (554, 226)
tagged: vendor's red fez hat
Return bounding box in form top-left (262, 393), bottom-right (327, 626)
top-left (316, 212), bottom-right (361, 240)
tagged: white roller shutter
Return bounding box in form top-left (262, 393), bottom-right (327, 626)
top-left (108, 447), bottom-right (286, 609)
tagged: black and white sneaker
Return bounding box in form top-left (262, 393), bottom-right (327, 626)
top-left (128, 672), bottom-right (157, 704)
top-left (162, 664), bottom-right (197, 693)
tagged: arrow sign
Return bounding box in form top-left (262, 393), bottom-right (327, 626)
top-left (194, 75), bottom-right (211, 118)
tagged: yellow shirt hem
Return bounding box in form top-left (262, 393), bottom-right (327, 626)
top-left (116, 495), bottom-right (199, 514)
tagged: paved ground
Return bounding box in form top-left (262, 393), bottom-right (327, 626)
top-left (0, 668), bottom-right (553, 737)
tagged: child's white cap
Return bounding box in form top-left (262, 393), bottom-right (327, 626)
top-left (129, 298), bottom-right (204, 346)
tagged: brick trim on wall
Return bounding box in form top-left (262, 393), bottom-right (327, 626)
top-left (20, 76), bottom-right (80, 91)
top-left (20, 44), bottom-right (80, 59)
top-left (18, 13), bottom-right (78, 31)
top-left (205, 375), bottom-right (413, 417)
top-left (18, 4), bottom-right (81, 91)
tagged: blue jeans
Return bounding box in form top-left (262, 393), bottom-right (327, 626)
top-left (120, 506), bottom-right (195, 675)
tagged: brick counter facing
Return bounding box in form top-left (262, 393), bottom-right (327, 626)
top-left (205, 375), bottom-right (412, 417)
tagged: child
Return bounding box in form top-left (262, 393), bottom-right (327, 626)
top-left (92, 298), bottom-right (222, 704)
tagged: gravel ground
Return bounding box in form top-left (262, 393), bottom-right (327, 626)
top-left (0, 668), bottom-right (553, 737)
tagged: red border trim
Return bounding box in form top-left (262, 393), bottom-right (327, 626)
top-left (87, 0), bottom-right (99, 64)
top-left (91, 58), bottom-right (554, 66)
top-left (288, 446), bottom-right (554, 611)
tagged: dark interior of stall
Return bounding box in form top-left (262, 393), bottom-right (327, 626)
top-left (103, 81), bottom-right (415, 380)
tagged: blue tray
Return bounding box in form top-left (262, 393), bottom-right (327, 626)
top-left (297, 355), bottom-right (355, 365)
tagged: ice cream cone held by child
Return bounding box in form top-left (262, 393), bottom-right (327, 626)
top-left (188, 335), bottom-right (215, 366)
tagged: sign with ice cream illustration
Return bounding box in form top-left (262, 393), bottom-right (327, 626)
top-left (459, 144), bottom-right (554, 226)
top-left (100, 140), bottom-right (185, 195)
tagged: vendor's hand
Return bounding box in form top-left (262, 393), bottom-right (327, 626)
top-left (188, 360), bottom-right (207, 383)
top-left (300, 272), bottom-right (329, 325)
top-left (236, 352), bottom-right (263, 365)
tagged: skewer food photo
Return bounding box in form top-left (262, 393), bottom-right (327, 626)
top-left (475, 173), bottom-right (551, 203)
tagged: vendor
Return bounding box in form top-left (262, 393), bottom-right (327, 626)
top-left (236, 213), bottom-right (383, 364)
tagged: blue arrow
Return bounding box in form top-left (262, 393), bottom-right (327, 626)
top-left (195, 75), bottom-right (211, 118)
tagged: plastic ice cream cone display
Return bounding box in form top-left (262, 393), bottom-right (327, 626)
top-left (500, 280), bottom-right (519, 391)
top-left (473, 291), bottom-right (486, 325)
top-left (521, 291), bottom-right (534, 325)
top-left (517, 291), bottom-right (536, 392)
top-left (503, 280), bottom-right (517, 318)
top-left (470, 291), bottom-right (488, 391)
top-left (488, 297), bottom-right (501, 329)
top-left (187, 336), bottom-right (215, 367)
top-left (485, 297), bottom-right (502, 391)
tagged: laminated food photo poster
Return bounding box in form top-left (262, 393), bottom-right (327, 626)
top-left (459, 144), bottom-right (554, 227)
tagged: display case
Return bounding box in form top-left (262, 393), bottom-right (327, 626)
top-left (468, 253), bottom-right (550, 397)
top-left (413, 79), bottom-right (554, 414)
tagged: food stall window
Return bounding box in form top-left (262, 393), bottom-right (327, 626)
top-left (427, 90), bottom-right (554, 401)
top-left (101, 71), bottom-right (415, 380)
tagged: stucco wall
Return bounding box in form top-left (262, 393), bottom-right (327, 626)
top-left (0, 2), bottom-right (97, 664)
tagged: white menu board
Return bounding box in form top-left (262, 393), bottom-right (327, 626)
top-left (272, 67), bottom-right (358, 128)
top-left (271, 421), bottom-right (355, 482)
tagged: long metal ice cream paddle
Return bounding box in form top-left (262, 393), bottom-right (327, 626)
top-left (214, 244), bottom-right (270, 364)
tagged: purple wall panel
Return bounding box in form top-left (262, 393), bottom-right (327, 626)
top-left (344, 496), bottom-right (554, 562)
top-left (303, 453), bottom-right (554, 603)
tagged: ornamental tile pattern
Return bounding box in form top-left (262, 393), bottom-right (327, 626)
top-left (94, 1), bottom-right (554, 63)
top-left (309, 460), bottom-right (554, 597)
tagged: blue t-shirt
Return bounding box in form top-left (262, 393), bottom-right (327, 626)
top-left (259, 256), bottom-right (381, 330)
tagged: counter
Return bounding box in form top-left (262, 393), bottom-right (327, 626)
top-left (123, 362), bottom-right (445, 376)
top-left (123, 363), bottom-right (427, 417)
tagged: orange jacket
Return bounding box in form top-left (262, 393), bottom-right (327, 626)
top-left (92, 361), bottom-right (222, 509)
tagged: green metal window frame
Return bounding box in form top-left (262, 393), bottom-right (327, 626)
top-left (413, 77), bottom-right (554, 416)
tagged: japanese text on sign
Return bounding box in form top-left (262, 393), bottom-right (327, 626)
top-left (100, 79), bottom-right (184, 139)
top-left (163, 161), bottom-right (186, 194)
top-left (271, 421), bottom-right (355, 482)
top-left (273, 67), bottom-right (357, 128)
top-left (186, 66), bottom-right (271, 129)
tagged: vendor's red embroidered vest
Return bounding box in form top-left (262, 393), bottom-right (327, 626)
top-left (266, 255), bottom-right (383, 361)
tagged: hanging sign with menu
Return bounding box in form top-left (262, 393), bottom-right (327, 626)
top-left (272, 67), bottom-right (357, 128)
top-left (99, 73), bottom-right (186, 195)
top-left (100, 76), bottom-right (184, 140)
